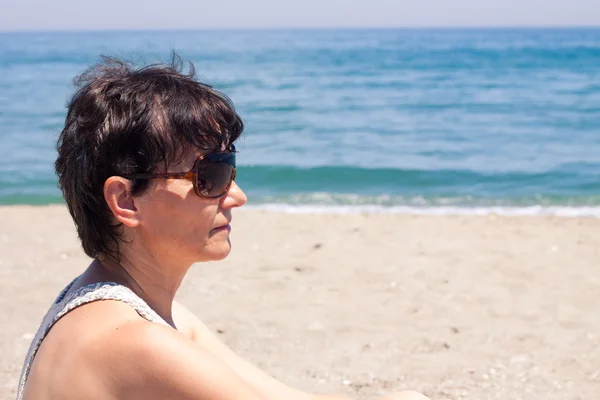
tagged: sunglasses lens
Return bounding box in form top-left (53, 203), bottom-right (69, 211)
top-left (196, 163), bottom-right (235, 198)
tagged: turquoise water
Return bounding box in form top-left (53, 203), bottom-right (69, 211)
top-left (1, 29), bottom-right (599, 215)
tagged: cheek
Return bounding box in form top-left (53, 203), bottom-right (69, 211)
top-left (138, 184), bottom-right (220, 249)
top-left (188, 218), bottom-right (213, 243)
top-left (182, 205), bottom-right (219, 241)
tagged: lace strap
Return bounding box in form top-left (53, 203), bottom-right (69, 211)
top-left (55, 282), bottom-right (169, 325)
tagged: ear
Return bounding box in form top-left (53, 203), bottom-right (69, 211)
top-left (104, 177), bottom-right (141, 228)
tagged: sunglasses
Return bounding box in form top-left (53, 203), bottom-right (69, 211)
top-left (122, 145), bottom-right (237, 199)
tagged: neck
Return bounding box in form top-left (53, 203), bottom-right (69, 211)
top-left (86, 248), bottom-right (191, 327)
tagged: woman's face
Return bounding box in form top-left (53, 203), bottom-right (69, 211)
top-left (134, 150), bottom-right (247, 265)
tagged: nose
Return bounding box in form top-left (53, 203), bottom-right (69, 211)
top-left (221, 180), bottom-right (247, 209)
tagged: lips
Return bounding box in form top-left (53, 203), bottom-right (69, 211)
top-left (213, 224), bottom-right (231, 232)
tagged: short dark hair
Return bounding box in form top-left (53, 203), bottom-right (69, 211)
top-left (55, 55), bottom-right (243, 261)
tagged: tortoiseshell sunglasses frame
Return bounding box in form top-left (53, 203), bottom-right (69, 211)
top-left (122, 145), bottom-right (237, 199)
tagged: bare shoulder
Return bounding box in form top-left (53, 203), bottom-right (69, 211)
top-left (91, 315), bottom-right (266, 400)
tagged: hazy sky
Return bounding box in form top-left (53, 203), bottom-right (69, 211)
top-left (2, 0), bottom-right (599, 31)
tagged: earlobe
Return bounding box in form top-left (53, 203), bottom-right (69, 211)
top-left (104, 177), bottom-right (140, 228)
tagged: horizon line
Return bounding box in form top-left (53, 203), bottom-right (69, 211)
top-left (1, 25), bottom-right (600, 34)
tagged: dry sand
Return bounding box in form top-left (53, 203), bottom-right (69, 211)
top-left (0, 205), bottom-right (598, 399)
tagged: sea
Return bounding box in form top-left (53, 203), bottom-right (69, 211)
top-left (1, 28), bottom-right (599, 216)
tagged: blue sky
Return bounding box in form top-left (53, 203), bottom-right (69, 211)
top-left (2, 0), bottom-right (599, 31)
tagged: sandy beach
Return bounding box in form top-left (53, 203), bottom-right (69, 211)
top-left (0, 205), bottom-right (598, 399)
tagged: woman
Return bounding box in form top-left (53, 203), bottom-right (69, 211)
top-left (18, 56), bottom-right (430, 400)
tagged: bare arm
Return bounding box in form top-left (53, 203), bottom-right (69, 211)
top-left (100, 319), bottom-right (269, 400)
top-left (173, 302), bottom-right (352, 400)
top-left (170, 303), bottom-right (429, 400)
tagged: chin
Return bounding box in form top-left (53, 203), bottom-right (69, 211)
top-left (211, 249), bottom-right (231, 261)
top-left (204, 240), bottom-right (232, 262)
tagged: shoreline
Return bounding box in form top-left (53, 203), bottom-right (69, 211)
top-left (1, 203), bottom-right (600, 218)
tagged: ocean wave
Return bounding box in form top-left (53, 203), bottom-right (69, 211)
top-left (237, 165), bottom-right (600, 199)
top-left (243, 192), bottom-right (600, 217)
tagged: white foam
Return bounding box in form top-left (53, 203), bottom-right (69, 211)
top-left (246, 203), bottom-right (600, 217)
